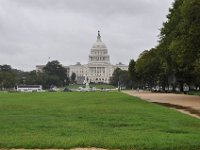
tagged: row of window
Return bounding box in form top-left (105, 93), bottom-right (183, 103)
top-left (90, 56), bottom-right (107, 61)
top-left (90, 78), bottom-right (108, 81)
top-left (92, 51), bottom-right (107, 55)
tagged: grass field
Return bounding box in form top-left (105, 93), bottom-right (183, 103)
top-left (0, 92), bottom-right (200, 150)
top-left (189, 91), bottom-right (200, 96)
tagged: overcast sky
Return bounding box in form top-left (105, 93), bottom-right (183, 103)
top-left (0, 0), bottom-right (174, 71)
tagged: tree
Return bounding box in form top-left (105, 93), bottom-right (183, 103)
top-left (0, 64), bottom-right (18, 90)
top-left (43, 60), bottom-right (69, 87)
top-left (0, 65), bottom-right (12, 72)
top-left (25, 70), bottom-right (38, 85)
top-left (119, 70), bottom-right (130, 88)
top-left (43, 61), bottom-right (66, 78)
top-left (147, 0), bottom-right (200, 91)
top-left (128, 59), bottom-right (137, 88)
top-left (110, 68), bottom-right (130, 88)
top-left (135, 48), bottom-right (164, 88)
top-left (193, 60), bottom-right (200, 87)
top-left (110, 68), bottom-right (122, 86)
top-left (71, 72), bottom-right (76, 83)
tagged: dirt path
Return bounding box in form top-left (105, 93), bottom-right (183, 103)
top-left (123, 90), bottom-right (200, 119)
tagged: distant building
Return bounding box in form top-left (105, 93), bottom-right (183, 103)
top-left (17, 85), bottom-right (42, 92)
top-left (35, 65), bottom-right (45, 72)
top-left (36, 31), bottom-right (128, 84)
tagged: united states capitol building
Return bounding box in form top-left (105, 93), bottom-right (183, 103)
top-left (36, 31), bottom-right (128, 84)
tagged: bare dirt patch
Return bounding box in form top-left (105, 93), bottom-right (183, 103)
top-left (123, 90), bottom-right (200, 119)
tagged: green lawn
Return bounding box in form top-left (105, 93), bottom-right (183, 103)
top-left (189, 91), bottom-right (200, 96)
top-left (0, 92), bottom-right (200, 150)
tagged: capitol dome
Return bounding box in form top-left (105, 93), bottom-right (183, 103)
top-left (89, 31), bottom-right (110, 64)
top-left (91, 31), bottom-right (107, 49)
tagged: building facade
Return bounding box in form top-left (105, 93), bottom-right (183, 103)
top-left (36, 31), bottom-right (128, 84)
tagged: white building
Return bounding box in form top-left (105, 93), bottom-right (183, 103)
top-left (36, 31), bottom-right (128, 84)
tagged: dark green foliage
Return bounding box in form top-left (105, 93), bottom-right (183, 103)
top-left (137, 49), bottom-right (157, 86)
top-left (134, 0), bottom-right (200, 89)
top-left (110, 68), bottom-right (121, 86)
top-left (71, 72), bottom-right (76, 83)
top-left (0, 61), bottom-right (70, 90)
top-left (43, 61), bottom-right (66, 79)
top-left (38, 60), bottom-right (70, 88)
top-left (128, 59), bottom-right (137, 88)
top-left (0, 71), bottom-right (17, 89)
top-left (0, 65), bottom-right (18, 89)
top-left (25, 70), bottom-right (38, 85)
top-left (159, 0), bottom-right (200, 86)
top-left (0, 64), bottom-right (12, 72)
top-left (110, 68), bottom-right (130, 88)
top-left (43, 60), bottom-right (69, 86)
top-left (193, 60), bottom-right (200, 85)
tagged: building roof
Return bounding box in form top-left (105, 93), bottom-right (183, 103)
top-left (116, 62), bottom-right (125, 65)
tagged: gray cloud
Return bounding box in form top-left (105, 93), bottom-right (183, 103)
top-left (0, 0), bottom-right (174, 71)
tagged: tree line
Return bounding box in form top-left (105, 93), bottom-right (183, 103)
top-left (127, 0), bottom-right (200, 91)
top-left (0, 61), bottom-right (70, 90)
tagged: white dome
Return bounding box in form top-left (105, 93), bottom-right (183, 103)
top-left (92, 41), bottom-right (107, 49)
top-left (88, 31), bottom-right (110, 64)
top-left (91, 31), bottom-right (107, 49)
